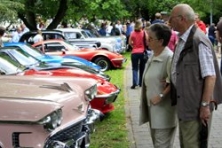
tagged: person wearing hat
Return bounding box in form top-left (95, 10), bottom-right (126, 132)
top-left (128, 20), bottom-right (148, 89)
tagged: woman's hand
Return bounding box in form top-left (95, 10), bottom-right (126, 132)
top-left (150, 95), bottom-right (161, 105)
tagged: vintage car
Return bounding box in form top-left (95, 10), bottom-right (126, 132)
top-left (0, 75), bottom-right (102, 148)
top-left (19, 30), bottom-right (101, 49)
top-left (83, 28), bottom-right (127, 53)
top-left (3, 42), bottom-right (111, 81)
top-left (0, 51), bottom-right (120, 114)
top-left (4, 42), bottom-right (102, 72)
top-left (56, 28), bottom-right (121, 53)
top-left (33, 39), bottom-right (126, 71)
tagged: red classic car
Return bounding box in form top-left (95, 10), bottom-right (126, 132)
top-left (0, 53), bottom-right (119, 114)
top-left (32, 39), bottom-right (126, 71)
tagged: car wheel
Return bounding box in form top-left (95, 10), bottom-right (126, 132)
top-left (94, 57), bottom-right (111, 71)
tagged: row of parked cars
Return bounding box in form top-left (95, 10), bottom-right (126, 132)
top-left (0, 28), bottom-right (126, 147)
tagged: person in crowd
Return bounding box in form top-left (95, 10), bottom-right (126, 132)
top-left (128, 20), bottom-right (148, 89)
top-left (216, 17), bottom-right (222, 75)
top-left (98, 22), bottom-right (107, 36)
top-left (37, 20), bottom-right (45, 30)
top-left (139, 23), bottom-right (177, 148)
top-left (115, 20), bottom-right (123, 34)
top-left (106, 22), bottom-right (113, 35)
top-left (20, 23), bottom-right (29, 35)
top-left (0, 27), bottom-right (5, 47)
top-left (152, 12), bottom-right (164, 24)
top-left (208, 23), bottom-right (216, 46)
top-left (33, 29), bottom-right (43, 43)
top-left (195, 13), bottom-right (207, 34)
top-left (126, 20), bottom-right (134, 51)
top-left (165, 21), bottom-right (178, 52)
top-left (11, 26), bottom-right (22, 42)
top-left (170, 4), bottom-right (222, 148)
top-left (110, 23), bottom-right (120, 36)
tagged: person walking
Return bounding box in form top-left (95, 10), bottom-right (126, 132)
top-left (170, 4), bottom-right (222, 148)
top-left (139, 23), bottom-right (177, 148)
top-left (128, 20), bottom-right (148, 89)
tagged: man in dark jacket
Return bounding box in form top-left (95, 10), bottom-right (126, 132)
top-left (170, 4), bottom-right (222, 148)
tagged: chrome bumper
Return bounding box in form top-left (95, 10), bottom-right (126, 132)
top-left (95, 85), bottom-right (120, 104)
top-left (46, 131), bottom-right (90, 148)
top-left (86, 108), bottom-right (104, 133)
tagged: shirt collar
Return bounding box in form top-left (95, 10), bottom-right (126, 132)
top-left (179, 25), bottom-right (194, 42)
top-left (152, 47), bottom-right (170, 62)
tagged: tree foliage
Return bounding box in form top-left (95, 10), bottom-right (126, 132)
top-left (0, 0), bottom-right (24, 24)
top-left (0, 0), bottom-right (222, 30)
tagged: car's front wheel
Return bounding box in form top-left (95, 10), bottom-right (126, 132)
top-left (94, 57), bottom-right (111, 71)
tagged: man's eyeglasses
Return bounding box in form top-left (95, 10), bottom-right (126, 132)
top-left (148, 37), bottom-right (159, 42)
top-left (169, 15), bottom-right (182, 21)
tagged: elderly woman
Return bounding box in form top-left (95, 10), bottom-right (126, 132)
top-left (139, 23), bottom-right (177, 148)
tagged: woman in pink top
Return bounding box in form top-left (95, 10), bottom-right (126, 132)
top-left (129, 20), bottom-right (148, 89)
top-left (166, 21), bottom-right (178, 52)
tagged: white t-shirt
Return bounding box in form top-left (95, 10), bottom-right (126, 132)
top-left (33, 34), bottom-right (43, 43)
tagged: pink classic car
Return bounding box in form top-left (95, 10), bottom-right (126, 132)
top-left (0, 76), bottom-right (102, 148)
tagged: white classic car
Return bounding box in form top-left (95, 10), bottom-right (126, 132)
top-left (56, 28), bottom-right (126, 53)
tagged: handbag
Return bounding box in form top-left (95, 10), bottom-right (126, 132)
top-left (143, 31), bottom-right (149, 61)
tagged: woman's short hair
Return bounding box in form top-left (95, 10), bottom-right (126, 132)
top-left (148, 23), bottom-right (172, 46)
top-left (134, 20), bottom-right (143, 31)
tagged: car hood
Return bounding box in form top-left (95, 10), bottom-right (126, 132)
top-left (37, 54), bottom-right (101, 71)
top-left (0, 76), bottom-right (78, 122)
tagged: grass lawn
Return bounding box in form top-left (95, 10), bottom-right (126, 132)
top-left (90, 52), bottom-right (131, 148)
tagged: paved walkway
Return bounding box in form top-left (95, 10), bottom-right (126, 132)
top-left (125, 55), bottom-right (222, 148)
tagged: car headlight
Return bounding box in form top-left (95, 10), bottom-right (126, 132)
top-left (38, 109), bottom-right (62, 131)
top-left (85, 84), bottom-right (97, 101)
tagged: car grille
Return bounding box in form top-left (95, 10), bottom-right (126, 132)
top-left (12, 132), bottom-right (32, 148)
top-left (11, 121), bottom-right (84, 148)
top-left (45, 121), bottom-right (84, 147)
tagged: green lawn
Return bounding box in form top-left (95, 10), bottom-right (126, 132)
top-left (90, 52), bottom-right (131, 148)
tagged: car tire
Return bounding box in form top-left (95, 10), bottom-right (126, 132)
top-left (94, 57), bottom-right (111, 71)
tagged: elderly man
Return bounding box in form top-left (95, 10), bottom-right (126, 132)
top-left (169, 4), bottom-right (222, 148)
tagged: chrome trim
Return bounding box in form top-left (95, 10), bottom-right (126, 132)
top-left (45, 132), bottom-right (90, 148)
top-left (86, 108), bottom-right (103, 133)
top-left (95, 85), bottom-right (120, 99)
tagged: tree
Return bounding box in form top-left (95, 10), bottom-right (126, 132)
top-left (17, 0), bottom-right (68, 30)
top-left (0, 0), bottom-right (24, 28)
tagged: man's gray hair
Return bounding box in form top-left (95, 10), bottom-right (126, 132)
top-left (175, 4), bottom-right (196, 22)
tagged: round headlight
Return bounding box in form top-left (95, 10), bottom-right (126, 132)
top-left (39, 109), bottom-right (63, 131)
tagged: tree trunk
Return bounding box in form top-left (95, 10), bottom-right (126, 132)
top-left (47, 0), bottom-right (68, 29)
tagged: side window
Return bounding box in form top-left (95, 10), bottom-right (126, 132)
top-left (45, 43), bottom-right (65, 52)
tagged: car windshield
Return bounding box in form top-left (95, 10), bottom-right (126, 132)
top-left (0, 54), bottom-right (24, 74)
top-left (9, 48), bottom-right (39, 66)
top-left (81, 30), bottom-right (89, 38)
top-left (21, 44), bottom-right (43, 57)
top-left (63, 41), bottom-right (80, 51)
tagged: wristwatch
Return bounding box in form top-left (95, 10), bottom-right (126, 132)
top-left (159, 93), bottom-right (164, 99)
top-left (201, 101), bottom-right (210, 107)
